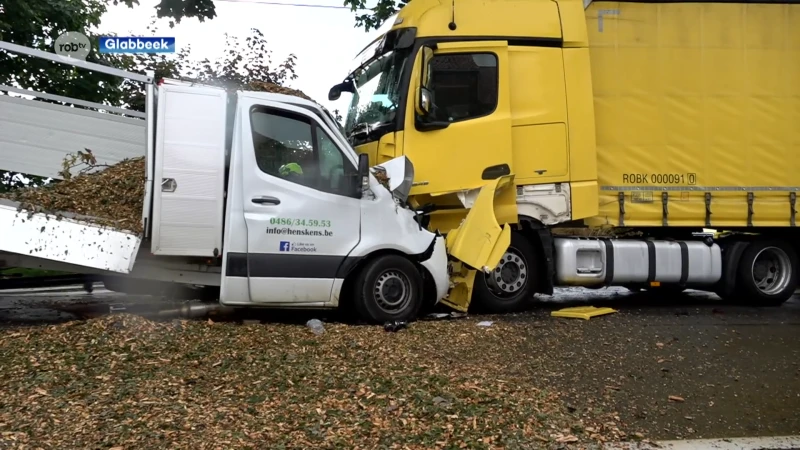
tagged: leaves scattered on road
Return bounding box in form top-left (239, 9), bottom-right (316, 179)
top-left (0, 314), bottom-right (630, 449)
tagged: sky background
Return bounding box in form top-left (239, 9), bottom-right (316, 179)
top-left (97, 0), bottom-right (395, 114)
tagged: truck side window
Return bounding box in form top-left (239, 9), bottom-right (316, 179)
top-left (427, 52), bottom-right (498, 123)
top-left (249, 107), bottom-right (356, 197)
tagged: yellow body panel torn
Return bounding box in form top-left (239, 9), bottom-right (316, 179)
top-left (445, 174), bottom-right (517, 272)
top-left (441, 175), bottom-right (518, 312)
top-left (440, 262), bottom-right (476, 312)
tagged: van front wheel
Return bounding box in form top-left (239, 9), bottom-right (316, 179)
top-left (353, 255), bottom-right (424, 324)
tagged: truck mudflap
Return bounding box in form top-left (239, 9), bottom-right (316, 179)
top-left (0, 200), bottom-right (141, 274)
top-left (440, 174), bottom-right (518, 311)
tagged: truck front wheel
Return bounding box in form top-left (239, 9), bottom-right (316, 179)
top-left (734, 240), bottom-right (798, 306)
top-left (353, 254), bottom-right (424, 323)
top-left (471, 231), bottom-right (539, 313)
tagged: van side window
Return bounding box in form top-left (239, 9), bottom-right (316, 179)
top-left (249, 107), bottom-right (356, 196)
top-left (427, 52), bottom-right (498, 123)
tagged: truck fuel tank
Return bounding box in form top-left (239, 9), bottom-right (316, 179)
top-left (553, 237), bottom-right (722, 288)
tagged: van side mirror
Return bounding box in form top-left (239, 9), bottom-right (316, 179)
top-left (356, 153), bottom-right (370, 196)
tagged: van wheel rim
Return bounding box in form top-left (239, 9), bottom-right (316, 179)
top-left (374, 270), bottom-right (411, 312)
top-left (486, 248), bottom-right (528, 297)
top-left (751, 246), bottom-right (792, 296)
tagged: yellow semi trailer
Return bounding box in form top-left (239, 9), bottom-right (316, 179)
top-left (329, 0), bottom-right (800, 311)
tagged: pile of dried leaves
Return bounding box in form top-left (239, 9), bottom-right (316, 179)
top-left (0, 314), bottom-right (631, 449)
top-left (5, 150), bottom-right (146, 234)
top-left (247, 80), bottom-right (312, 101)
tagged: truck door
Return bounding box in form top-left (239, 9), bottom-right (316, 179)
top-left (232, 97), bottom-right (362, 303)
top-left (403, 41), bottom-right (513, 194)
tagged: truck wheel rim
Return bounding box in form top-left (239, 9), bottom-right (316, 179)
top-left (486, 248), bottom-right (528, 297)
top-left (751, 246), bottom-right (792, 296)
top-left (374, 270), bottom-right (411, 312)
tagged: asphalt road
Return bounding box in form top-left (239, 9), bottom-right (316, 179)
top-left (1, 284), bottom-right (799, 445)
top-left (0, 283), bottom-right (141, 326)
top-left (515, 288), bottom-right (800, 442)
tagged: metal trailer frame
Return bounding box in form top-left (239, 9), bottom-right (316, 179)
top-left (0, 41), bottom-right (224, 287)
top-left (0, 40), bottom-right (156, 238)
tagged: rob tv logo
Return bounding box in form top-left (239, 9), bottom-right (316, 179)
top-left (54, 32), bottom-right (92, 60)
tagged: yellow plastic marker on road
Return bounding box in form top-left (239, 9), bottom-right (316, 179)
top-left (551, 306), bottom-right (618, 320)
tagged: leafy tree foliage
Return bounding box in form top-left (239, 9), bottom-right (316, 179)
top-left (117, 22), bottom-right (299, 112)
top-left (152, 0), bottom-right (217, 27)
top-left (1, 0), bottom-right (141, 107)
top-left (342, 0), bottom-right (406, 32)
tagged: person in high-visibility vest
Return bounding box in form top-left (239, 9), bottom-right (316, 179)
top-left (278, 162), bottom-right (304, 180)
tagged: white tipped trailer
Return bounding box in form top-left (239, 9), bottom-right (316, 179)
top-left (0, 199), bottom-right (141, 273)
top-left (0, 40), bottom-right (521, 323)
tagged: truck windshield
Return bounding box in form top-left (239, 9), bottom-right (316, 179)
top-left (343, 47), bottom-right (410, 142)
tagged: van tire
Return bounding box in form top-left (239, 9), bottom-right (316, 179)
top-left (471, 230), bottom-right (538, 313)
top-left (353, 255), bottom-right (424, 323)
top-left (733, 240), bottom-right (798, 306)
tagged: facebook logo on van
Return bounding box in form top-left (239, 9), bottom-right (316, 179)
top-left (279, 241), bottom-right (291, 252)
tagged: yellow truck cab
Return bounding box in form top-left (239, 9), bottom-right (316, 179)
top-left (330, 0), bottom-right (800, 311)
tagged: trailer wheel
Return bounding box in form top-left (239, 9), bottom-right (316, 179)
top-left (734, 240), bottom-right (798, 306)
top-left (353, 254), bottom-right (424, 323)
top-left (471, 230), bottom-right (538, 313)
